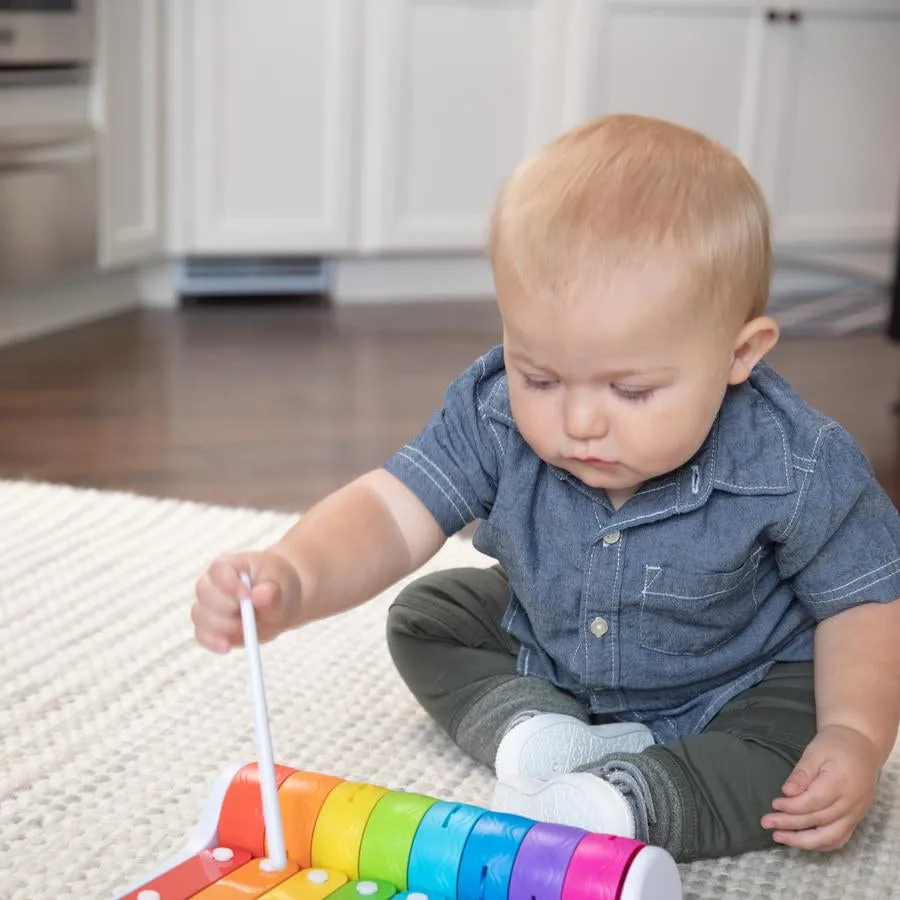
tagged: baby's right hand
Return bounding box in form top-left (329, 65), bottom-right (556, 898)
top-left (192, 550), bottom-right (303, 654)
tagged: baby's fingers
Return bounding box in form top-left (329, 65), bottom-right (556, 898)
top-left (207, 555), bottom-right (252, 601)
top-left (771, 817), bottom-right (856, 851)
top-left (762, 798), bottom-right (844, 833)
top-left (770, 771), bottom-right (842, 816)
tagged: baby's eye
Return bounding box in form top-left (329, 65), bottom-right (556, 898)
top-left (613, 386), bottom-right (655, 403)
top-left (523, 375), bottom-right (557, 390)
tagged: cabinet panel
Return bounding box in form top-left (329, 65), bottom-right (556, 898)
top-left (359, 0), bottom-right (568, 251)
top-left (96, 0), bottom-right (165, 268)
top-left (187, 0), bottom-right (358, 253)
top-left (763, 8), bottom-right (900, 244)
top-left (565, 0), bottom-right (767, 168)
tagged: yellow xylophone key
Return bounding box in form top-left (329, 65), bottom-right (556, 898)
top-left (310, 783), bottom-right (389, 879)
top-left (259, 866), bottom-right (349, 899)
top-left (192, 858), bottom-right (300, 897)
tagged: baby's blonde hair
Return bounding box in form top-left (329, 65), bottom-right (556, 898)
top-left (489, 114), bottom-right (771, 327)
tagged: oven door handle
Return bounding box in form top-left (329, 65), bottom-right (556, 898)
top-left (0, 127), bottom-right (94, 171)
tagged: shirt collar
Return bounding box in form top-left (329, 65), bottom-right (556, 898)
top-left (674, 365), bottom-right (795, 514)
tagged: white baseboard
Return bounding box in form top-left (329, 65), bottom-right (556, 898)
top-left (0, 244), bottom-right (891, 351)
top-left (137, 260), bottom-right (180, 307)
top-left (331, 254), bottom-right (495, 303)
top-left (0, 269), bottom-right (140, 349)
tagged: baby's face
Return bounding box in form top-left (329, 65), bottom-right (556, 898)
top-left (497, 258), bottom-right (746, 505)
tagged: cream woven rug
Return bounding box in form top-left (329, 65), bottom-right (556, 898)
top-left (1, 479), bottom-right (898, 900)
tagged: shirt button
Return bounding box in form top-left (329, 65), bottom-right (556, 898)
top-left (590, 616), bottom-right (609, 637)
top-left (603, 531), bottom-right (621, 545)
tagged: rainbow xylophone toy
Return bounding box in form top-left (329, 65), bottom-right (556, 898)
top-left (115, 761), bottom-right (682, 900)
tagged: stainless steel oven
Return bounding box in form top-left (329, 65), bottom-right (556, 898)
top-left (0, 124), bottom-right (95, 286)
top-left (0, 1), bottom-right (93, 67)
top-left (0, 0), bottom-right (96, 288)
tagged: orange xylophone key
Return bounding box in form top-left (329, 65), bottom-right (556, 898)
top-left (191, 857), bottom-right (301, 897)
top-left (119, 846), bottom-right (253, 899)
top-left (272, 770), bottom-right (345, 868)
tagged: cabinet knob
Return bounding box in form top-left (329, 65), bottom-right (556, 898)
top-left (766, 8), bottom-right (803, 23)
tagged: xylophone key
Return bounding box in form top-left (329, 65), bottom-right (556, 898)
top-left (456, 811), bottom-right (534, 900)
top-left (326, 879), bottom-right (398, 900)
top-left (191, 858), bottom-right (300, 898)
top-left (120, 847), bottom-right (253, 900)
top-left (274, 771), bottom-right (345, 868)
top-left (506, 823), bottom-right (588, 900)
top-left (405, 802), bottom-right (485, 899)
top-left (357, 791), bottom-right (437, 890)
top-left (310, 782), bottom-right (390, 879)
top-left (392, 893), bottom-right (447, 900)
top-left (560, 833), bottom-right (643, 900)
top-left (257, 866), bottom-right (349, 899)
top-left (219, 763), bottom-right (298, 859)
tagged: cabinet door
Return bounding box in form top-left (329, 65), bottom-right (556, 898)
top-left (359, 0), bottom-right (568, 252)
top-left (96, 0), bottom-right (165, 269)
top-left (186, 0), bottom-right (358, 253)
top-left (755, 2), bottom-right (900, 246)
top-left (564, 0), bottom-right (769, 172)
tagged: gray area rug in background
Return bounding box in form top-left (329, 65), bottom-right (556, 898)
top-left (1, 480), bottom-right (897, 899)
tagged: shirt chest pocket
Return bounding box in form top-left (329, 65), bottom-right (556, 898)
top-left (638, 548), bottom-right (763, 657)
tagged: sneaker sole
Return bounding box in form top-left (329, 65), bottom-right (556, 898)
top-left (491, 772), bottom-right (636, 837)
top-left (495, 714), bottom-right (654, 780)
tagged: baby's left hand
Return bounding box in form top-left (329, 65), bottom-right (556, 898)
top-left (761, 724), bottom-right (882, 851)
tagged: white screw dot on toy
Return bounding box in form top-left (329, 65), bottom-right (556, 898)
top-left (356, 882), bottom-right (379, 895)
top-left (137, 892), bottom-right (160, 900)
top-left (211, 847), bottom-right (234, 862)
top-left (306, 869), bottom-right (330, 884)
top-left (407, 894), bottom-right (428, 900)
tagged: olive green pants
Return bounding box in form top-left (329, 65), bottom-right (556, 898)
top-left (386, 564), bottom-right (818, 862)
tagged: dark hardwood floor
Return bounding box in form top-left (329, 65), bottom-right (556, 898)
top-left (0, 300), bottom-right (898, 511)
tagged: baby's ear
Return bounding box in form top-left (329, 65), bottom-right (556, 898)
top-left (728, 316), bottom-right (780, 385)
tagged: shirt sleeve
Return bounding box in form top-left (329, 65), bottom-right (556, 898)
top-left (775, 422), bottom-right (900, 619)
top-left (382, 349), bottom-right (506, 536)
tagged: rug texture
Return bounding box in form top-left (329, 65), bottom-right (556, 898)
top-left (1, 479), bottom-right (898, 900)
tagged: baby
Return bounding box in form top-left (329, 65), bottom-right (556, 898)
top-left (192, 114), bottom-right (900, 863)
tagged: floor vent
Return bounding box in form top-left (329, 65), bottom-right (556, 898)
top-left (175, 255), bottom-right (333, 297)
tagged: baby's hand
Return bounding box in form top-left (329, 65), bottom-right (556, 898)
top-left (761, 724), bottom-right (882, 851)
top-left (192, 550), bottom-right (303, 653)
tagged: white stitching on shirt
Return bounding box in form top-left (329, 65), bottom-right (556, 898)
top-left (401, 445), bottom-right (478, 519)
top-left (803, 558), bottom-right (900, 598)
top-left (716, 478), bottom-right (796, 490)
top-left (393, 450), bottom-right (467, 527)
top-left (775, 422), bottom-right (840, 543)
top-left (803, 558), bottom-right (900, 604)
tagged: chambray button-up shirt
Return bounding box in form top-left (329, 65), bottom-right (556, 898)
top-left (384, 345), bottom-right (900, 742)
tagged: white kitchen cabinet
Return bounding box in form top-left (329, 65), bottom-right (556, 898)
top-left (182, 0), bottom-right (359, 253)
top-left (95, 0), bottom-right (166, 269)
top-left (752, 2), bottom-right (900, 246)
top-left (358, 0), bottom-right (570, 252)
top-left (564, 0), bottom-right (900, 249)
top-left (564, 0), bottom-right (770, 180)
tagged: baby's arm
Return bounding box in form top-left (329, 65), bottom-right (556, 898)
top-left (762, 424), bottom-right (900, 850)
top-left (270, 468), bottom-right (447, 627)
top-left (762, 598), bottom-right (900, 850)
top-left (814, 598), bottom-right (900, 763)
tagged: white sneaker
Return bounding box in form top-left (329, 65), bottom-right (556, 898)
top-left (494, 713), bottom-right (654, 780)
top-left (492, 772), bottom-right (636, 837)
